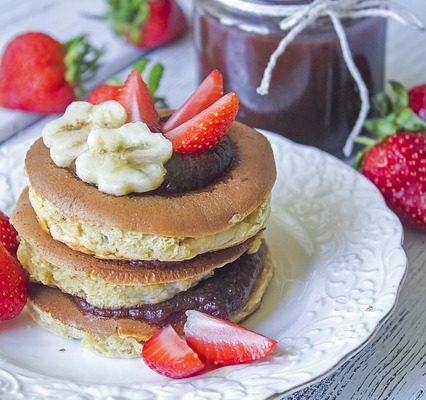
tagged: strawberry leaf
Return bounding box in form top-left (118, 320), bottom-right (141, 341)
top-left (395, 108), bottom-right (426, 131)
top-left (364, 118), bottom-right (397, 138)
top-left (147, 63), bottom-right (164, 95)
top-left (133, 58), bottom-right (149, 74)
top-left (373, 92), bottom-right (392, 117)
top-left (63, 35), bottom-right (103, 99)
top-left (389, 80), bottom-right (409, 113)
top-left (129, 27), bottom-right (142, 44)
top-left (107, 0), bottom-right (150, 44)
top-left (354, 136), bottom-right (377, 146)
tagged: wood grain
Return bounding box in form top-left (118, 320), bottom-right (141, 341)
top-left (281, 230), bottom-right (425, 400)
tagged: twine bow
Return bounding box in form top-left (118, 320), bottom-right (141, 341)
top-left (256, 0), bottom-right (425, 157)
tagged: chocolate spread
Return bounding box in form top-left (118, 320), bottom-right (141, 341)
top-left (74, 244), bottom-right (266, 327)
top-left (70, 136), bottom-right (234, 195)
top-left (154, 136), bottom-right (234, 195)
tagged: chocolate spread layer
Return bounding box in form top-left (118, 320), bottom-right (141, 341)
top-left (154, 136), bottom-right (234, 195)
top-left (69, 136), bottom-right (233, 196)
top-left (74, 244), bottom-right (266, 327)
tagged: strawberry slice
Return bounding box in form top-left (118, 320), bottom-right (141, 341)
top-left (142, 324), bottom-right (205, 379)
top-left (0, 211), bottom-right (18, 255)
top-left (164, 92), bottom-right (239, 153)
top-left (184, 311), bottom-right (277, 366)
top-left (162, 69), bottom-right (223, 132)
top-left (117, 70), bottom-right (160, 129)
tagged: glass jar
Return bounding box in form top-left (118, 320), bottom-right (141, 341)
top-left (193, 0), bottom-right (387, 157)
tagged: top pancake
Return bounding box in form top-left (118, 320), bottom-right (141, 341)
top-left (25, 121), bottom-right (276, 238)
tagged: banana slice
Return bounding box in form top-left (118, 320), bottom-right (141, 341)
top-left (42, 101), bottom-right (127, 167)
top-left (75, 122), bottom-right (173, 196)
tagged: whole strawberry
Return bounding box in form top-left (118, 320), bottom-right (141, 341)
top-left (0, 32), bottom-right (102, 114)
top-left (106, 0), bottom-right (187, 49)
top-left (409, 84), bottom-right (426, 121)
top-left (0, 212), bottom-right (18, 255)
top-left (356, 81), bottom-right (426, 231)
top-left (0, 246), bottom-right (28, 320)
top-left (87, 83), bottom-right (121, 105)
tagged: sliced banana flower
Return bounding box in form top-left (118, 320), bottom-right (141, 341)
top-left (75, 121), bottom-right (173, 196)
top-left (42, 101), bottom-right (127, 167)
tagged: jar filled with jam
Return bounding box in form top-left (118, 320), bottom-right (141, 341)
top-left (193, 0), bottom-right (387, 157)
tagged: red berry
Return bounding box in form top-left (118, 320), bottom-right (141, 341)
top-left (361, 132), bottom-right (426, 231)
top-left (409, 84), bottom-right (426, 121)
top-left (164, 92), bottom-right (239, 153)
top-left (0, 212), bottom-right (18, 255)
top-left (0, 246), bottom-right (28, 320)
top-left (0, 32), bottom-right (101, 114)
top-left (137, 0), bottom-right (187, 48)
top-left (0, 32), bottom-right (74, 113)
top-left (117, 70), bottom-right (159, 129)
top-left (142, 324), bottom-right (205, 379)
top-left (163, 69), bottom-right (223, 132)
top-left (87, 84), bottom-right (121, 105)
top-left (184, 311), bottom-right (277, 366)
top-left (108, 0), bottom-right (188, 49)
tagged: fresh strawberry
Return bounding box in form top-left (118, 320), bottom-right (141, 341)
top-left (0, 246), bottom-right (28, 320)
top-left (164, 92), bottom-right (239, 153)
top-left (117, 69), bottom-right (160, 128)
top-left (0, 212), bottom-right (18, 255)
top-left (361, 132), bottom-right (426, 230)
top-left (184, 311), bottom-right (278, 366)
top-left (356, 81), bottom-right (426, 231)
top-left (409, 84), bottom-right (426, 121)
top-left (0, 32), bottom-right (102, 114)
top-left (163, 70), bottom-right (223, 132)
top-left (107, 0), bottom-right (187, 49)
top-left (142, 324), bottom-right (205, 379)
top-left (86, 83), bottom-right (121, 105)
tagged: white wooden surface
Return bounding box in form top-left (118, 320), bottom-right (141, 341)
top-left (0, 1), bottom-right (425, 399)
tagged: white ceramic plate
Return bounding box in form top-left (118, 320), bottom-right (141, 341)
top-left (0, 132), bottom-right (406, 400)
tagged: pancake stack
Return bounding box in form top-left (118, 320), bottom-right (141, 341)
top-left (12, 115), bottom-right (276, 358)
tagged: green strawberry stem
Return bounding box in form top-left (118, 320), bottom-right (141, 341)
top-left (354, 80), bottom-right (426, 169)
top-left (133, 58), bottom-right (149, 74)
top-left (107, 0), bottom-right (150, 44)
top-left (63, 35), bottom-right (103, 99)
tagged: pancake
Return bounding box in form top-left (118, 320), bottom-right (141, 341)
top-left (25, 121), bottom-right (276, 261)
top-left (27, 249), bottom-right (273, 358)
top-left (13, 189), bottom-right (262, 308)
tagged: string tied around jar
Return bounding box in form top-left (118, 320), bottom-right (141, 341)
top-left (256, 0), bottom-right (426, 157)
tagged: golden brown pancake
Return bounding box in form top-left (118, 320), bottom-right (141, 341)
top-left (25, 122), bottom-right (276, 237)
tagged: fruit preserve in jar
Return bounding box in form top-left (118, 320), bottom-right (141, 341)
top-left (193, 0), bottom-right (387, 157)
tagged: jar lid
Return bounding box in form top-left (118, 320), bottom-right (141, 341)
top-left (213, 0), bottom-right (313, 16)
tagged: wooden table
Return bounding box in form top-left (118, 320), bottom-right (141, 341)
top-left (0, 1), bottom-right (424, 399)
